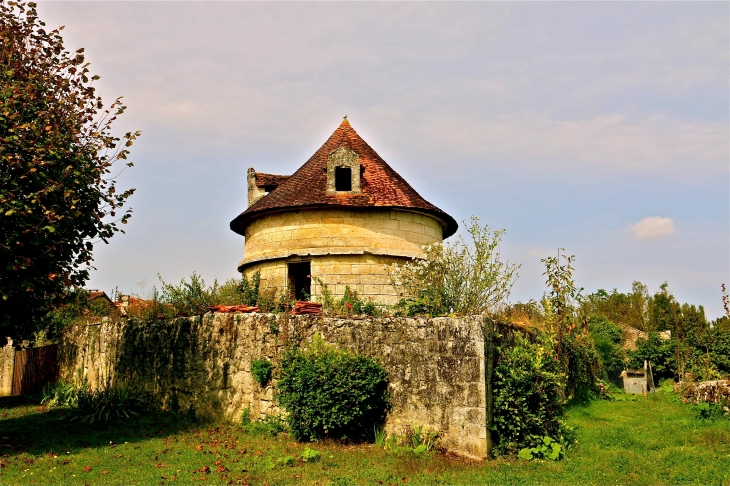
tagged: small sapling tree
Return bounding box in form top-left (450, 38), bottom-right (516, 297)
top-left (390, 216), bottom-right (520, 316)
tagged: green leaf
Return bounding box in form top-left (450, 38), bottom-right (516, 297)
top-left (518, 448), bottom-right (534, 460)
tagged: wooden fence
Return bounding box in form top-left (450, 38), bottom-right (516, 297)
top-left (11, 345), bottom-right (58, 396)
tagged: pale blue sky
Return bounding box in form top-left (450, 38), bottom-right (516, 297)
top-left (39, 2), bottom-right (729, 317)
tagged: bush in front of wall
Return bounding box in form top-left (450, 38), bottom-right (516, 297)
top-left (40, 381), bottom-right (82, 409)
top-left (492, 332), bottom-right (572, 456)
top-left (61, 383), bottom-right (147, 424)
top-left (251, 358), bottom-right (274, 387)
top-left (277, 339), bottom-right (391, 441)
top-left (561, 330), bottom-right (602, 403)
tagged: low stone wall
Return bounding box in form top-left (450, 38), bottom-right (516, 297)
top-left (59, 314), bottom-right (493, 460)
top-left (681, 379), bottom-right (730, 405)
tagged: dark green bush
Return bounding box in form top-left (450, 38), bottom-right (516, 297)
top-left (694, 401), bottom-right (728, 421)
top-left (238, 271), bottom-right (261, 306)
top-left (250, 358), bottom-right (274, 387)
top-left (588, 314), bottom-right (622, 343)
top-left (277, 340), bottom-right (391, 441)
top-left (561, 330), bottom-right (602, 402)
top-left (586, 315), bottom-right (626, 385)
top-left (492, 333), bottom-right (572, 455)
top-left (628, 333), bottom-right (677, 382)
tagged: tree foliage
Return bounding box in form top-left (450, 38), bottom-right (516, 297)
top-left (390, 216), bottom-right (520, 316)
top-left (540, 249), bottom-right (582, 333)
top-left (492, 332), bottom-right (571, 455)
top-left (0, 1), bottom-right (139, 336)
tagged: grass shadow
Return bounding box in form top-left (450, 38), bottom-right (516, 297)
top-left (0, 394), bottom-right (200, 457)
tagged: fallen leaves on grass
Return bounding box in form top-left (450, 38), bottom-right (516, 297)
top-left (83, 465), bottom-right (92, 472)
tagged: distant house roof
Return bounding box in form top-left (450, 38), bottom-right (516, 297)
top-left (230, 119), bottom-right (458, 238)
top-left (87, 290), bottom-right (114, 306)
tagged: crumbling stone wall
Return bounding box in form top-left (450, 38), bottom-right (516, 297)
top-left (59, 314), bottom-right (492, 459)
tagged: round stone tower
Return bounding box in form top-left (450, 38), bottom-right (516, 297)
top-left (229, 119), bottom-right (457, 305)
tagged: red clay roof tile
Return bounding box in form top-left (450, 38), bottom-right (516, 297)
top-left (230, 120), bottom-right (457, 237)
top-left (254, 173), bottom-right (289, 189)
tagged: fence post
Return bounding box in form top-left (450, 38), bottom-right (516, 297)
top-left (0, 339), bottom-right (14, 397)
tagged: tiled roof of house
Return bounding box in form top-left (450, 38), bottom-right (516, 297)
top-left (230, 120), bottom-right (458, 237)
top-left (254, 173), bottom-right (289, 189)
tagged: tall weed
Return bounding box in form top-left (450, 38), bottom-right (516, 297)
top-left (389, 216), bottom-right (520, 316)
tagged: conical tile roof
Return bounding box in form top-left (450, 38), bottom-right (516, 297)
top-left (230, 120), bottom-right (457, 237)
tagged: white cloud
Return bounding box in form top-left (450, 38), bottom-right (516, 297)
top-left (631, 216), bottom-right (677, 240)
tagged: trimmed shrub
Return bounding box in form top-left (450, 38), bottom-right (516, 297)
top-left (277, 340), bottom-right (391, 441)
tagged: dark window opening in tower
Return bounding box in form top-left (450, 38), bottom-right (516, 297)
top-left (288, 262), bottom-right (311, 301)
top-left (334, 167), bottom-right (352, 191)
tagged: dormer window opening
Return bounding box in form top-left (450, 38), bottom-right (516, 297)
top-left (335, 167), bottom-right (352, 191)
top-left (326, 146), bottom-right (361, 195)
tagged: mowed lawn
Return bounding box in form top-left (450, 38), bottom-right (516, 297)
top-left (0, 391), bottom-right (728, 485)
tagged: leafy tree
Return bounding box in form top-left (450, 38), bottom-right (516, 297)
top-left (0, 1), bottom-right (139, 337)
top-left (648, 282), bottom-right (681, 333)
top-left (629, 333), bottom-right (677, 382)
top-left (628, 281), bottom-right (650, 331)
top-left (540, 249), bottom-right (583, 363)
top-left (580, 281), bottom-right (650, 332)
top-left (390, 216), bottom-right (520, 316)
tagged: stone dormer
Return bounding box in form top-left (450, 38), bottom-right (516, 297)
top-left (326, 146), bottom-right (361, 194)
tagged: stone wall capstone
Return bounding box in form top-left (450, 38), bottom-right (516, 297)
top-left (59, 314), bottom-right (491, 459)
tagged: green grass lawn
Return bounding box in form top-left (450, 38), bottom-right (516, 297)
top-left (0, 391), bottom-right (728, 485)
